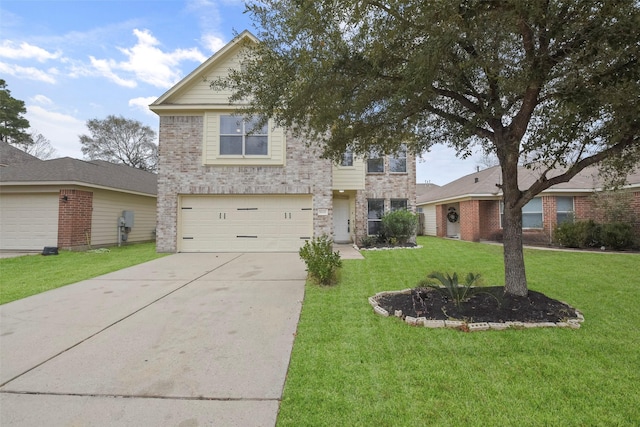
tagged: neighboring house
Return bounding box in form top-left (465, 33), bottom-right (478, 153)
top-left (150, 31), bottom-right (416, 253)
top-left (417, 165), bottom-right (640, 244)
top-left (0, 142), bottom-right (157, 251)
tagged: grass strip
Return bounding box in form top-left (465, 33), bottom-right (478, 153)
top-left (0, 243), bottom-right (167, 304)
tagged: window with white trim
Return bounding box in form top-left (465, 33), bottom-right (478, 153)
top-left (367, 151), bottom-right (384, 173)
top-left (556, 196), bottom-right (574, 224)
top-left (220, 115), bottom-right (268, 156)
top-left (389, 146), bottom-right (407, 173)
top-left (500, 198), bottom-right (543, 229)
top-left (391, 199), bottom-right (408, 211)
top-left (367, 199), bottom-right (384, 235)
top-left (340, 150), bottom-right (354, 167)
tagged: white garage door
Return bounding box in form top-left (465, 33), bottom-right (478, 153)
top-left (179, 195), bottom-right (313, 252)
top-left (0, 193), bottom-right (59, 250)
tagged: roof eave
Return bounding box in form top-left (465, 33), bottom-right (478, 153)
top-left (0, 181), bottom-right (157, 197)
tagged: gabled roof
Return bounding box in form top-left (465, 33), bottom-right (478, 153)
top-left (0, 142), bottom-right (41, 166)
top-left (150, 30), bottom-right (258, 109)
top-left (0, 157), bottom-right (157, 196)
top-left (417, 165), bottom-right (640, 205)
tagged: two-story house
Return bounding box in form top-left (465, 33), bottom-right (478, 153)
top-left (150, 31), bottom-right (416, 253)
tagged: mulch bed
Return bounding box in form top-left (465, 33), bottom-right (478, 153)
top-left (375, 286), bottom-right (580, 324)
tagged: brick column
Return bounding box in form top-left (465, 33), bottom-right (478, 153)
top-left (58, 189), bottom-right (93, 249)
top-left (460, 200), bottom-right (481, 242)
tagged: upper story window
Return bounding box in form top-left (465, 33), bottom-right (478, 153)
top-left (220, 115), bottom-right (268, 156)
top-left (389, 146), bottom-right (407, 173)
top-left (556, 196), bottom-right (574, 224)
top-left (341, 150), bottom-right (354, 167)
top-left (367, 151), bottom-right (384, 173)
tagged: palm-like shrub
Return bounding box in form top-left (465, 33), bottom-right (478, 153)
top-left (422, 271), bottom-right (483, 308)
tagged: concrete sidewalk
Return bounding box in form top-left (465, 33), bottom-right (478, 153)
top-left (0, 253), bottom-right (306, 426)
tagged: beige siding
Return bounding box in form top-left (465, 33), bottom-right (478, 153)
top-left (332, 158), bottom-right (365, 190)
top-left (422, 204), bottom-right (437, 236)
top-left (90, 190), bottom-right (156, 246)
top-left (202, 112), bottom-right (286, 166)
top-left (170, 52), bottom-right (242, 105)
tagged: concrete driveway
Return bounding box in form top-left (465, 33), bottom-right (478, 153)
top-left (0, 253), bottom-right (306, 426)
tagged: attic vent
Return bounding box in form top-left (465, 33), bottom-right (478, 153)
top-left (474, 177), bottom-right (479, 183)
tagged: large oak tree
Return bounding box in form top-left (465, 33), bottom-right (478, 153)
top-left (80, 115), bottom-right (158, 172)
top-left (218, 0), bottom-right (640, 296)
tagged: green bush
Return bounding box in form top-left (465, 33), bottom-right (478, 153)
top-left (553, 220), bottom-right (601, 248)
top-left (600, 222), bottom-right (635, 250)
top-left (359, 235), bottom-right (376, 248)
top-left (299, 235), bottom-right (342, 285)
top-left (553, 220), bottom-right (636, 250)
top-left (381, 210), bottom-right (418, 244)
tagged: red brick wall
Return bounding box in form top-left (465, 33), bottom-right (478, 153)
top-left (479, 200), bottom-right (500, 240)
top-left (58, 189), bottom-right (93, 249)
top-left (460, 200), bottom-right (480, 241)
top-left (573, 196), bottom-right (594, 220)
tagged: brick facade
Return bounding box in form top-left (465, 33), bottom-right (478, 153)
top-left (58, 189), bottom-right (93, 249)
top-left (156, 116), bottom-right (333, 252)
top-left (354, 156), bottom-right (416, 245)
top-left (434, 191), bottom-right (640, 244)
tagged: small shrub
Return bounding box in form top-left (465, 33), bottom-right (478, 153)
top-left (421, 271), bottom-right (483, 308)
top-left (600, 222), bottom-right (635, 250)
top-left (381, 210), bottom-right (418, 245)
top-left (359, 235), bottom-right (376, 248)
top-left (553, 220), bottom-right (601, 248)
top-left (299, 235), bottom-right (342, 285)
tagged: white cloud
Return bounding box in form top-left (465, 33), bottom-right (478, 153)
top-left (26, 105), bottom-right (87, 158)
top-left (31, 94), bottom-right (53, 105)
top-left (202, 33), bottom-right (226, 53)
top-left (129, 96), bottom-right (158, 116)
top-left (90, 28), bottom-right (207, 89)
top-left (89, 56), bottom-right (137, 88)
top-left (0, 61), bottom-right (58, 83)
top-left (0, 40), bottom-right (62, 62)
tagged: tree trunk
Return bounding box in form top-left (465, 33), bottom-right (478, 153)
top-left (502, 203), bottom-right (528, 296)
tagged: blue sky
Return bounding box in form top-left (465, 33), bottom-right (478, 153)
top-left (1, 0), bottom-right (480, 185)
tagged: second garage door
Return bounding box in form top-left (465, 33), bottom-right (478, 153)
top-left (179, 195), bottom-right (313, 252)
top-left (0, 193), bottom-right (59, 250)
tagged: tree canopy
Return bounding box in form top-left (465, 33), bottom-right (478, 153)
top-left (0, 79), bottom-right (31, 146)
top-left (218, 0), bottom-right (640, 296)
top-left (80, 115), bottom-right (158, 172)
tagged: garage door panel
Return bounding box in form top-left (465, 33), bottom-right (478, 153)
top-left (0, 193), bottom-right (59, 250)
top-left (179, 195), bottom-right (313, 252)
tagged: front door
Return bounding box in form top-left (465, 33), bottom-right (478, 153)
top-left (333, 198), bottom-right (351, 242)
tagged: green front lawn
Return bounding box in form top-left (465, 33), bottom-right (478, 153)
top-left (0, 243), bottom-right (167, 304)
top-left (278, 237), bottom-right (639, 426)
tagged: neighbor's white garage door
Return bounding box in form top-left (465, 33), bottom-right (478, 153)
top-left (179, 195), bottom-right (313, 252)
top-left (0, 193), bottom-right (59, 250)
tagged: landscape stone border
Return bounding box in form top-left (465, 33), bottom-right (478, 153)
top-left (368, 288), bottom-right (585, 331)
top-left (358, 245), bottom-right (423, 251)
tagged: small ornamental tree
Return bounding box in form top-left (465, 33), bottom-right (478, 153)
top-left (217, 1), bottom-right (640, 297)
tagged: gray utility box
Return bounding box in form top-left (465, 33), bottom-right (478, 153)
top-left (122, 210), bottom-right (134, 228)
